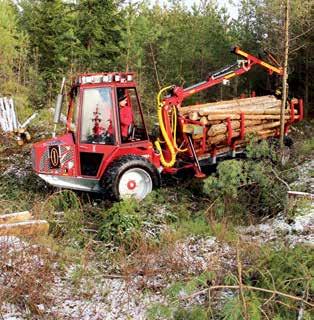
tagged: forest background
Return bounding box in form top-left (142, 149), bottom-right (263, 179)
top-left (0, 0), bottom-right (313, 123)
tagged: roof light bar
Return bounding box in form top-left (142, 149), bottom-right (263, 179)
top-left (79, 73), bottom-right (134, 84)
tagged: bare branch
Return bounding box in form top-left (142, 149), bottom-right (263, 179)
top-left (271, 167), bottom-right (290, 190)
top-left (263, 270), bottom-right (277, 305)
top-left (290, 44), bottom-right (306, 54)
top-left (290, 26), bottom-right (314, 42)
top-left (236, 241), bottom-right (249, 320)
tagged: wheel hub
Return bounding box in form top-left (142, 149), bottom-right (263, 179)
top-left (127, 180), bottom-right (136, 190)
top-left (118, 168), bottom-right (152, 200)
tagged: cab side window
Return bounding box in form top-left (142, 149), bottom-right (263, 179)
top-left (117, 87), bottom-right (148, 143)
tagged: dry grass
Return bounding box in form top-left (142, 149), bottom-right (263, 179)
top-left (0, 236), bottom-right (56, 317)
top-left (113, 232), bottom-right (228, 293)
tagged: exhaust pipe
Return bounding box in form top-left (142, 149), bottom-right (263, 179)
top-left (52, 77), bottom-right (66, 137)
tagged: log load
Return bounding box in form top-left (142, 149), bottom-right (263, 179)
top-left (178, 95), bottom-right (297, 147)
top-left (180, 95), bottom-right (278, 114)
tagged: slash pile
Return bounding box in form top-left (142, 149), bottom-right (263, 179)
top-left (179, 95), bottom-right (298, 146)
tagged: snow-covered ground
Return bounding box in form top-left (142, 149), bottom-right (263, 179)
top-left (239, 204), bottom-right (314, 246)
top-left (1, 156), bottom-right (313, 319)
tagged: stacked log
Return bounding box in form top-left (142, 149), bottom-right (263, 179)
top-left (0, 97), bottom-right (18, 132)
top-left (178, 96), bottom-right (297, 146)
top-left (0, 211), bottom-right (49, 237)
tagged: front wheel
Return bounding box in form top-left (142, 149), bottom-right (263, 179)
top-left (101, 155), bottom-right (160, 200)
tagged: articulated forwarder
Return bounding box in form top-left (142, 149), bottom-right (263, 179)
top-left (32, 47), bottom-right (303, 200)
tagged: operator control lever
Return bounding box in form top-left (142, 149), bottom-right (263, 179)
top-left (187, 135), bottom-right (205, 178)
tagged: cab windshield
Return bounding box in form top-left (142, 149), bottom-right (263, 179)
top-left (80, 87), bottom-right (114, 144)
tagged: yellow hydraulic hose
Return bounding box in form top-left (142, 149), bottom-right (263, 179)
top-left (154, 86), bottom-right (177, 168)
top-left (172, 106), bottom-right (187, 153)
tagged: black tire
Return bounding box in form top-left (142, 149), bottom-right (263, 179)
top-left (268, 136), bottom-right (293, 165)
top-left (268, 136), bottom-right (294, 149)
top-left (283, 136), bottom-right (294, 148)
top-left (101, 155), bottom-right (160, 200)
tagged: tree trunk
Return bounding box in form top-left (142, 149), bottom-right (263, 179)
top-left (280, 0), bottom-right (290, 148)
top-left (0, 211), bottom-right (32, 224)
top-left (304, 47), bottom-right (309, 117)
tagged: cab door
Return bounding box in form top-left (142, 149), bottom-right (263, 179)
top-left (117, 87), bottom-right (149, 143)
top-left (77, 86), bottom-right (118, 178)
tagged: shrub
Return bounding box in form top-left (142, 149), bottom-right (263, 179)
top-left (41, 190), bottom-right (86, 246)
top-left (203, 158), bottom-right (287, 221)
top-left (173, 306), bottom-right (209, 320)
top-left (174, 217), bottom-right (213, 238)
top-left (297, 137), bottom-right (314, 160)
top-left (243, 245), bottom-right (313, 319)
top-left (98, 198), bottom-right (142, 250)
top-left (222, 244), bottom-right (314, 319)
top-left (98, 190), bottom-right (192, 251)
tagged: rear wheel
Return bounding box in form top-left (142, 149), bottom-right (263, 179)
top-left (268, 136), bottom-right (293, 166)
top-left (277, 145), bottom-right (291, 166)
top-left (101, 155), bottom-right (160, 200)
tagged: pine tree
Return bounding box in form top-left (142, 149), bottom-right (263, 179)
top-left (20, 0), bottom-right (79, 85)
top-left (75, 0), bottom-right (123, 72)
top-left (0, 0), bottom-right (29, 96)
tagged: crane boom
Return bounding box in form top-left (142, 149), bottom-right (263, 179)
top-left (163, 47), bottom-right (283, 106)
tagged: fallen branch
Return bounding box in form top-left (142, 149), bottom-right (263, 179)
top-left (271, 167), bottom-right (290, 190)
top-left (180, 285), bottom-right (314, 308)
top-left (288, 191), bottom-right (314, 200)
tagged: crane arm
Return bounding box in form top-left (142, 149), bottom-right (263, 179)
top-left (163, 47), bottom-right (283, 106)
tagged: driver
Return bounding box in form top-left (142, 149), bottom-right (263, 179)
top-left (118, 93), bottom-right (133, 141)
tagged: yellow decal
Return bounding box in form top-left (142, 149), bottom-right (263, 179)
top-left (236, 49), bottom-right (248, 58)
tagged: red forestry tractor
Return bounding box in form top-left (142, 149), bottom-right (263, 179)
top-left (31, 47), bottom-right (303, 199)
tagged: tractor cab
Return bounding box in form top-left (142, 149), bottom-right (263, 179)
top-left (73, 73), bottom-right (148, 146)
top-left (32, 73), bottom-right (161, 198)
